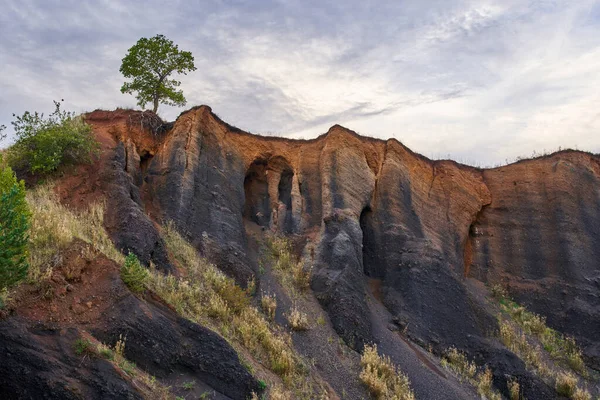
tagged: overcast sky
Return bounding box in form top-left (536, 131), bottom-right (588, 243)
top-left (1, 0), bottom-right (600, 166)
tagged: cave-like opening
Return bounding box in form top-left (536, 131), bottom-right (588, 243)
top-left (278, 167), bottom-right (294, 233)
top-left (360, 206), bottom-right (383, 278)
top-left (243, 159), bottom-right (271, 227)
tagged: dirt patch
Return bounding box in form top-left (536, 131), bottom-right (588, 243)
top-left (15, 241), bottom-right (121, 326)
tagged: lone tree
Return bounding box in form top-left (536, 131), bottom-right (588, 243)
top-left (120, 34), bottom-right (196, 113)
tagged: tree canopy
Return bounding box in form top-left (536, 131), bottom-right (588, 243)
top-left (120, 34), bottom-right (196, 113)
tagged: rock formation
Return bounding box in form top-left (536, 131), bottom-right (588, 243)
top-left (1, 105), bottom-right (598, 399)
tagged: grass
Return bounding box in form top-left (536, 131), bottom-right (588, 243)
top-left (359, 344), bottom-right (415, 400)
top-left (26, 183), bottom-right (124, 285)
top-left (261, 292), bottom-right (277, 321)
top-left (491, 285), bottom-right (595, 400)
top-left (491, 284), bottom-right (587, 376)
top-left (74, 338), bottom-right (93, 355)
top-left (286, 305), bottom-right (309, 331)
top-left (146, 222), bottom-right (318, 398)
top-left (265, 236), bottom-right (312, 295)
top-left (440, 347), bottom-right (502, 400)
top-left (507, 378), bottom-right (520, 400)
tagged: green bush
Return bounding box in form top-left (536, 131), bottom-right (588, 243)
top-left (120, 252), bottom-right (148, 293)
top-left (0, 157), bottom-right (31, 289)
top-left (6, 101), bottom-right (99, 175)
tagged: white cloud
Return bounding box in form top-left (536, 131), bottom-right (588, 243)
top-left (1, 0), bottom-right (600, 166)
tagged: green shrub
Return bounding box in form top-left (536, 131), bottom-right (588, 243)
top-left (74, 338), bottom-right (93, 355)
top-left (0, 157), bottom-right (30, 289)
top-left (121, 253), bottom-right (148, 293)
top-left (6, 101), bottom-right (99, 175)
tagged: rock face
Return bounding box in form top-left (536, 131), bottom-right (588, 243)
top-left (99, 106), bottom-right (599, 369)
top-left (5, 105), bottom-right (599, 399)
top-left (470, 154), bottom-right (600, 368)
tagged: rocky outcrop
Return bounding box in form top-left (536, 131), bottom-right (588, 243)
top-left (32, 105), bottom-right (597, 399)
top-left (89, 106), bottom-right (599, 367)
top-left (470, 153), bottom-right (600, 368)
top-left (0, 242), bottom-right (261, 400)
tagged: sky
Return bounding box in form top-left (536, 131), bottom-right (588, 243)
top-left (1, 0), bottom-right (600, 166)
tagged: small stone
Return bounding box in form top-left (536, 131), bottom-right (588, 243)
top-left (86, 301), bottom-right (93, 309)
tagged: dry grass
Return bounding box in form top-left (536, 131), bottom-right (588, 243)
top-left (556, 371), bottom-right (578, 397)
top-left (261, 292), bottom-right (277, 321)
top-left (27, 183), bottom-right (124, 284)
top-left (507, 378), bottom-right (520, 400)
top-left (359, 344), bottom-right (415, 400)
top-left (440, 347), bottom-right (502, 400)
top-left (266, 236), bottom-right (312, 294)
top-left (498, 317), bottom-right (593, 399)
top-left (286, 305), bottom-right (309, 331)
top-left (77, 333), bottom-right (173, 400)
top-left (572, 387), bottom-right (592, 400)
top-left (498, 319), bottom-right (549, 376)
top-left (441, 347), bottom-right (476, 380)
top-left (493, 285), bottom-right (587, 376)
top-left (146, 223), bottom-right (317, 398)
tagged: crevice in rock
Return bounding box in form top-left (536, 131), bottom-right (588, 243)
top-left (139, 150), bottom-right (153, 175)
top-left (360, 206), bottom-right (384, 279)
top-left (464, 204), bottom-right (488, 278)
top-left (278, 167), bottom-right (294, 233)
top-left (243, 159), bottom-right (270, 227)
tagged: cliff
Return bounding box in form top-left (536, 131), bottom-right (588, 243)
top-left (1, 105), bottom-right (598, 400)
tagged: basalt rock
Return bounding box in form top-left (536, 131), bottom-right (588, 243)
top-left (29, 105), bottom-right (597, 399)
top-left (89, 106), bottom-right (599, 365)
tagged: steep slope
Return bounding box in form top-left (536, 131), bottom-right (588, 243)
top-left (1, 105), bottom-right (599, 400)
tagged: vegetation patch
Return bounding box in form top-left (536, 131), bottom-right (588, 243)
top-left (261, 292), bottom-right (277, 321)
top-left (26, 184), bottom-right (124, 286)
top-left (440, 347), bottom-right (501, 400)
top-left (491, 284), bottom-right (586, 376)
top-left (359, 344), bottom-right (415, 400)
top-left (286, 305), bottom-right (309, 331)
top-left (0, 157), bottom-right (30, 291)
top-left (4, 101), bottom-right (99, 175)
top-left (120, 253), bottom-right (148, 293)
top-left (491, 285), bottom-right (594, 399)
top-left (146, 223), bottom-right (321, 399)
top-left (265, 236), bottom-right (312, 296)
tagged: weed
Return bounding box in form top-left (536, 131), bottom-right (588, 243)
top-left (495, 290), bottom-right (587, 376)
top-left (74, 338), bottom-right (92, 355)
top-left (96, 343), bottom-right (114, 360)
top-left (476, 368), bottom-right (501, 400)
top-left (441, 347), bottom-right (476, 380)
top-left (441, 347), bottom-right (502, 400)
top-left (360, 344), bottom-right (414, 400)
top-left (246, 277), bottom-right (257, 296)
top-left (507, 378), bottom-right (520, 400)
top-left (555, 371), bottom-right (578, 397)
top-left (182, 380), bottom-right (195, 390)
top-left (261, 292), bottom-right (277, 321)
top-left (286, 306), bottom-right (309, 331)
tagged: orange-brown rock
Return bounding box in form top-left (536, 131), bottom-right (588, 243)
top-left (35, 105), bottom-right (598, 400)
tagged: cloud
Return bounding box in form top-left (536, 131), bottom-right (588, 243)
top-left (1, 0), bottom-right (600, 166)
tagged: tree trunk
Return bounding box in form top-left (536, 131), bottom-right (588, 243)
top-left (153, 96), bottom-right (159, 114)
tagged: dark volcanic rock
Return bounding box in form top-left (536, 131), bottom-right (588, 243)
top-left (0, 319), bottom-right (143, 400)
top-left (91, 294), bottom-right (260, 400)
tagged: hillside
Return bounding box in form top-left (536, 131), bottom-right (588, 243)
top-left (1, 106), bottom-right (599, 400)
